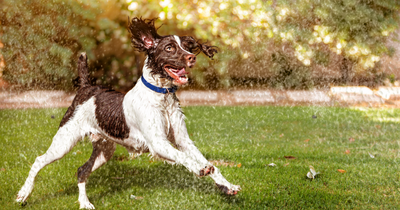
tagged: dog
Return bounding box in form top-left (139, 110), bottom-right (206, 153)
top-left (16, 17), bottom-right (240, 209)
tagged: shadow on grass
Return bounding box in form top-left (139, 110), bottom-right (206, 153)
top-left (40, 156), bottom-right (244, 206)
top-left (24, 154), bottom-right (355, 209)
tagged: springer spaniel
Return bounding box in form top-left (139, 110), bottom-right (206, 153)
top-left (16, 17), bottom-right (240, 209)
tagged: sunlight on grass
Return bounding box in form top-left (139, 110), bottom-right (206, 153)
top-left (353, 107), bottom-right (400, 123)
top-left (1, 106), bottom-right (400, 209)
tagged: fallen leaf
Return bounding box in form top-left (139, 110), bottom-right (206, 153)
top-left (306, 172), bottom-right (313, 179)
top-left (57, 189), bottom-right (64, 192)
top-left (349, 138), bottom-right (355, 142)
top-left (304, 139), bottom-right (310, 142)
top-left (307, 165), bottom-right (320, 179)
top-left (237, 163), bottom-right (242, 168)
top-left (375, 125), bottom-right (381, 129)
top-left (284, 156), bottom-right (296, 159)
top-left (0, 168), bottom-right (5, 172)
top-left (337, 169), bottom-right (346, 173)
top-left (345, 150), bottom-right (350, 154)
top-left (283, 163), bottom-right (290, 167)
top-left (268, 163), bottom-right (276, 167)
top-left (279, 133), bottom-right (284, 137)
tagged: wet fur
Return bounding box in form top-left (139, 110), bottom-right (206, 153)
top-left (16, 17), bottom-right (240, 209)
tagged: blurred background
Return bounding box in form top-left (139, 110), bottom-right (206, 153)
top-left (1, 0), bottom-right (400, 92)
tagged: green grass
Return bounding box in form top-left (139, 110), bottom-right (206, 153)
top-left (1, 106), bottom-right (400, 209)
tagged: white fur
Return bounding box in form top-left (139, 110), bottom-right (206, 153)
top-left (78, 183), bottom-right (95, 209)
top-left (16, 58), bottom-right (240, 209)
top-left (173, 35), bottom-right (194, 55)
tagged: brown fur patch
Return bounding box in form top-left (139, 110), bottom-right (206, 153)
top-left (94, 90), bottom-right (130, 140)
top-left (59, 86), bottom-right (130, 140)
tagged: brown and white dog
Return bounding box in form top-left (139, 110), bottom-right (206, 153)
top-left (16, 17), bottom-right (240, 209)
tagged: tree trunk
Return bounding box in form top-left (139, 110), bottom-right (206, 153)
top-left (340, 57), bottom-right (354, 84)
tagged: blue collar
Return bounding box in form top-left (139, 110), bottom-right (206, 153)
top-left (141, 76), bottom-right (177, 94)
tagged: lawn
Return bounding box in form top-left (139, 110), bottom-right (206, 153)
top-left (1, 106), bottom-right (400, 209)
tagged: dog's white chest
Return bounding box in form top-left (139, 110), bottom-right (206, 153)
top-left (122, 81), bottom-right (180, 145)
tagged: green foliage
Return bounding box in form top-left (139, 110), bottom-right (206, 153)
top-left (269, 51), bottom-right (314, 89)
top-left (2, 106), bottom-right (400, 208)
top-left (276, 0), bottom-right (400, 70)
top-left (1, 0), bottom-right (399, 90)
top-left (123, 0), bottom-right (400, 89)
top-left (0, 0), bottom-right (133, 90)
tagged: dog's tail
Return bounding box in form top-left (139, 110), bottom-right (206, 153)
top-left (77, 52), bottom-right (91, 88)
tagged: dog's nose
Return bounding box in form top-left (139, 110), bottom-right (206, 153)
top-left (186, 54), bottom-right (196, 67)
top-left (186, 54), bottom-right (196, 64)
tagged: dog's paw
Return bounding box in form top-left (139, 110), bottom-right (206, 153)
top-left (16, 195), bottom-right (28, 206)
top-left (79, 194), bottom-right (95, 209)
top-left (199, 165), bottom-right (215, 177)
top-left (215, 183), bottom-right (241, 195)
top-left (16, 190), bottom-right (30, 204)
top-left (79, 200), bottom-right (95, 209)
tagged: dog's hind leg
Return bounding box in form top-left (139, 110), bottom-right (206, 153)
top-left (16, 98), bottom-right (97, 204)
top-left (16, 121), bottom-right (84, 204)
top-left (77, 134), bottom-right (115, 209)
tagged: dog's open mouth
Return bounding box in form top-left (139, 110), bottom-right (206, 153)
top-left (164, 65), bottom-right (188, 85)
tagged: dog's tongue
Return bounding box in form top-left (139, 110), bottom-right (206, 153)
top-left (174, 68), bottom-right (188, 85)
top-left (166, 67), bottom-right (188, 85)
top-left (176, 68), bottom-right (186, 76)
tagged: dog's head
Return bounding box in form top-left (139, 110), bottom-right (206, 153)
top-left (128, 17), bottom-right (217, 86)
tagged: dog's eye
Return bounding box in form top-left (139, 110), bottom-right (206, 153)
top-left (165, 45), bottom-right (175, 52)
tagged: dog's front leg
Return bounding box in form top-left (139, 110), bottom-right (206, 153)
top-left (136, 108), bottom-right (204, 175)
top-left (169, 110), bottom-right (241, 194)
top-left (169, 110), bottom-right (212, 171)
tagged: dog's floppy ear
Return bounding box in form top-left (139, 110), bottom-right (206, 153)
top-left (128, 17), bottom-right (161, 51)
top-left (196, 41), bottom-right (218, 59)
top-left (181, 36), bottom-right (218, 59)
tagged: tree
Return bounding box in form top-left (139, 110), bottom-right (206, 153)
top-left (1, 0), bottom-right (399, 90)
top-left (125, 0), bottom-right (400, 88)
top-left (0, 0), bottom-right (133, 90)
